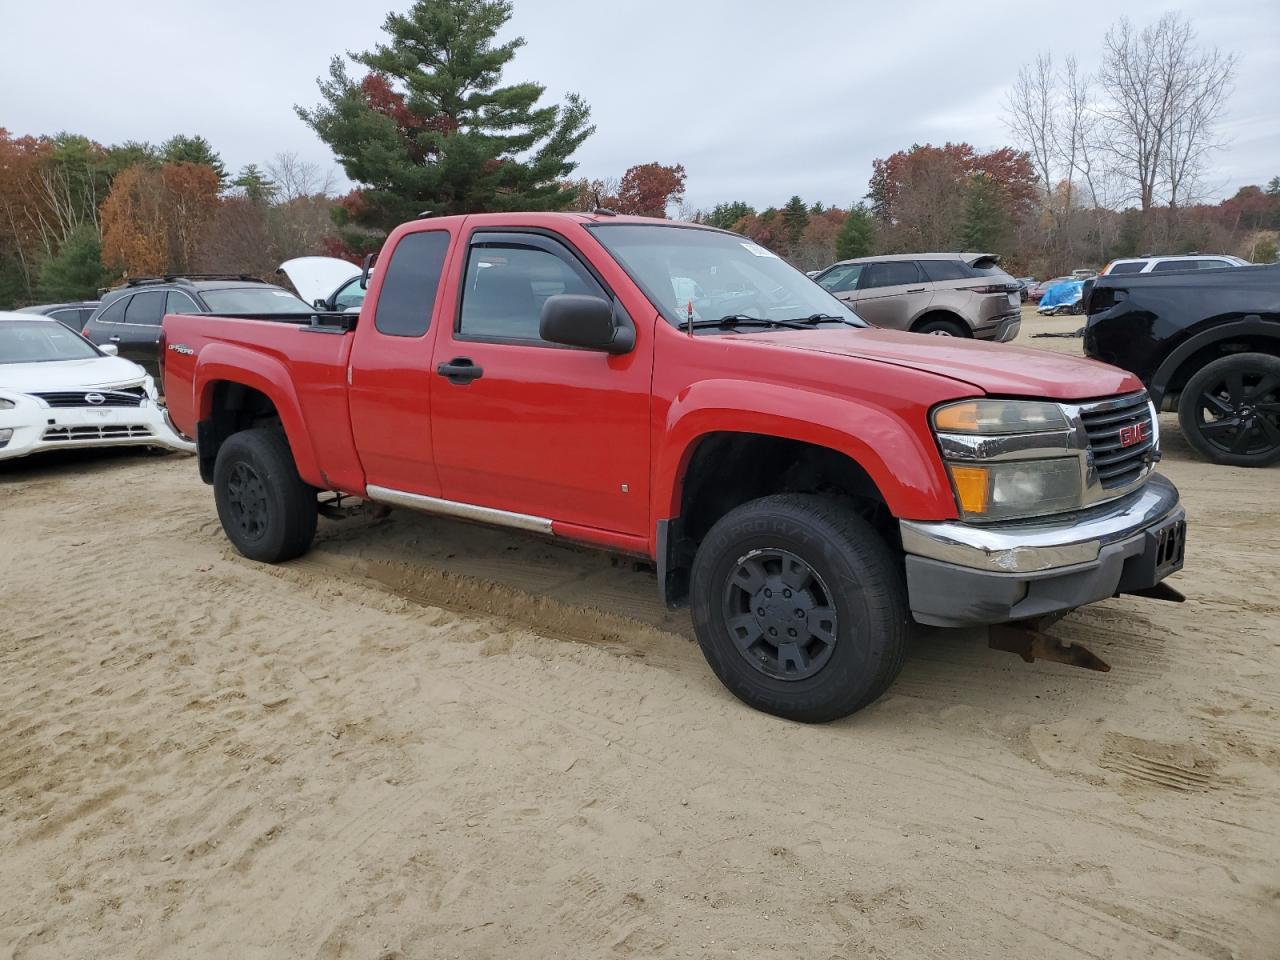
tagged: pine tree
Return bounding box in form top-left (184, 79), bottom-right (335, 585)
top-left (298, 0), bottom-right (594, 235)
top-left (161, 135), bottom-right (227, 186)
top-left (834, 204), bottom-right (874, 260)
top-left (782, 195), bottom-right (809, 246)
top-left (37, 225), bottom-right (112, 301)
top-left (958, 174), bottom-right (1006, 252)
top-left (233, 164), bottom-right (278, 205)
top-left (705, 201), bottom-right (754, 230)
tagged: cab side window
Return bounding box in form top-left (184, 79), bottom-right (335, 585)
top-left (459, 238), bottom-right (606, 343)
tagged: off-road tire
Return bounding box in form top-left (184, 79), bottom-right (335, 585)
top-left (1177, 352), bottom-right (1280, 467)
top-left (689, 494), bottom-right (909, 723)
top-left (213, 428), bottom-right (318, 562)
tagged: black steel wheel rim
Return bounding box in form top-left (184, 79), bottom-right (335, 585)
top-left (226, 461), bottom-right (270, 541)
top-left (722, 548), bottom-right (839, 681)
top-left (1194, 368), bottom-right (1280, 456)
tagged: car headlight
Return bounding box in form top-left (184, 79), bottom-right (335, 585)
top-left (933, 399), bottom-right (1068, 434)
top-left (933, 399), bottom-right (1083, 522)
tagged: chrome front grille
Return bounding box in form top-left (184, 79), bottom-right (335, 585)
top-left (1078, 392), bottom-right (1156, 489)
top-left (42, 425), bottom-right (152, 442)
top-left (34, 388), bottom-right (146, 408)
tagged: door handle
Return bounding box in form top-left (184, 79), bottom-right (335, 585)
top-left (436, 357), bottom-right (484, 384)
top-left (109, 335), bottom-right (121, 343)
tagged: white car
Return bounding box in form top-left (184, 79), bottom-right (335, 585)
top-left (277, 256), bottom-right (366, 312)
top-left (1100, 254), bottom-right (1249, 276)
top-left (0, 312), bottom-right (194, 461)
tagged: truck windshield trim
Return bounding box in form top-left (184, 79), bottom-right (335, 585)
top-left (587, 223), bottom-right (866, 332)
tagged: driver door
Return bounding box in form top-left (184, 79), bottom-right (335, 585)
top-left (428, 230), bottom-right (652, 536)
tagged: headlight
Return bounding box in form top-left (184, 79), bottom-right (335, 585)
top-left (947, 459), bottom-right (1082, 521)
top-left (0, 398), bottom-right (15, 410)
top-left (933, 399), bottom-right (1084, 521)
top-left (933, 399), bottom-right (1068, 434)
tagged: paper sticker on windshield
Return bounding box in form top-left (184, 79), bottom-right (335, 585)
top-left (740, 242), bottom-right (778, 258)
top-left (272, 291), bottom-right (294, 297)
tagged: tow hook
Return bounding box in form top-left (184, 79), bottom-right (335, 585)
top-left (988, 621), bottom-right (1111, 672)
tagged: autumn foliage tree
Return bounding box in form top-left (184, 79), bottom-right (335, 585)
top-left (101, 163), bottom-right (220, 276)
top-left (612, 162), bottom-right (687, 217)
top-left (868, 142), bottom-right (1038, 252)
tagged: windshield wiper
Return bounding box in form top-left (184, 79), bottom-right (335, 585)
top-left (688, 314), bottom-right (814, 331)
top-left (785, 312), bottom-right (864, 328)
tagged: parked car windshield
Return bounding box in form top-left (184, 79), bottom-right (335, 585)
top-left (200, 287), bottom-right (312, 314)
top-left (0, 320), bottom-right (102, 363)
top-left (589, 224), bottom-right (865, 329)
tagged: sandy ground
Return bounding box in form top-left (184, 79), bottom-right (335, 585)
top-left (2, 307), bottom-right (1278, 959)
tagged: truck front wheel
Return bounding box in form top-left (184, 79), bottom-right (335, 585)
top-left (213, 428), bottom-right (318, 563)
top-left (689, 494), bottom-right (909, 723)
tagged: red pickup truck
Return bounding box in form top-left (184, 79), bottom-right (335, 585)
top-left (164, 212), bottom-right (1187, 722)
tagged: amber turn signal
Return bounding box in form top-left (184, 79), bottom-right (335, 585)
top-left (947, 465), bottom-right (990, 515)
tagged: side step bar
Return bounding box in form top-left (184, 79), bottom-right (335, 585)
top-left (364, 484), bottom-right (554, 535)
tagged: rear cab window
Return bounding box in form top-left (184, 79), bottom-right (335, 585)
top-left (1108, 261), bottom-right (1146, 275)
top-left (373, 230), bottom-right (451, 337)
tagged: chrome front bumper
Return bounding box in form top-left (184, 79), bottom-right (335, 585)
top-left (899, 474), bottom-right (1185, 627)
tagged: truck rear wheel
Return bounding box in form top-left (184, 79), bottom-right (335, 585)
top-left (689, 494), bottom-right (909, 723)
top-left (213, 428), bottom-right (317, 562)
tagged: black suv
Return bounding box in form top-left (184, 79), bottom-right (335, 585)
top-left (81, 276), bottom-right (310, 381)
top-left (1086, 264), bottom-right (1280, 466)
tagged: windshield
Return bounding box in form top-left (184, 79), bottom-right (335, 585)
top-left (589, 224), bottom-right (865, 329)
top-left (201, 286), bottom-right (312, 314)
top-left (0, 320), bottom-right (102, 363)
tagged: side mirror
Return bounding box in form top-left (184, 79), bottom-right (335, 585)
top-left (539, 295), bottom-right (634, 355)
top-left (360, 252), bottom-right (375, 290)
top-left (313, 298), bottom-right (330, 311)
top-left (99, 343), bottom-right (119, 356)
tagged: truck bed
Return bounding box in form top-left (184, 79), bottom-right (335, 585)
top-left (162, 311), bottom-right (365, 492)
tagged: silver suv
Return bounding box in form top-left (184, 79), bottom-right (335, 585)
top-left (813, 253), bottom-right (1023, 340)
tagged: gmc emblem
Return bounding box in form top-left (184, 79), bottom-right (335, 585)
top-left (1119, 422), bottom-right (1149, 448)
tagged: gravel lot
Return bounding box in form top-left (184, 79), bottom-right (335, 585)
top-left (2, 307), bottom-right (1278, 959)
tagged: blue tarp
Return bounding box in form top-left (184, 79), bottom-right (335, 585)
top-left (1039, 279), bottom-right (1084, 309)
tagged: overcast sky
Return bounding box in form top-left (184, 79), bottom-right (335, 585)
top-left (3, 0), bottom-right (1276, 211)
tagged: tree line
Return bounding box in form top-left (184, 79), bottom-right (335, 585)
top-left (1, 2), bottom-right (1275, 311)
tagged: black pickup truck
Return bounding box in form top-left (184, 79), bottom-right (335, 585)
top-left (1085, 264), bottom-right (1280, 466)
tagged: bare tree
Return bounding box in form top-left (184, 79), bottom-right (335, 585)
top-left (266, 152), bottom-right (338, 201)
top-left (1098, 13), bottom-right (1237, 216)
top-left (1005, 53), bottom-right (1058, 204)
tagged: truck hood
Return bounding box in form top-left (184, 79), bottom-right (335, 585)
top-left (740, 327), bottom-right (1141, 400)
top-left (0, 355), bottom-right (149, 393)
top-left (277, 257), bottom-right (361, 304)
